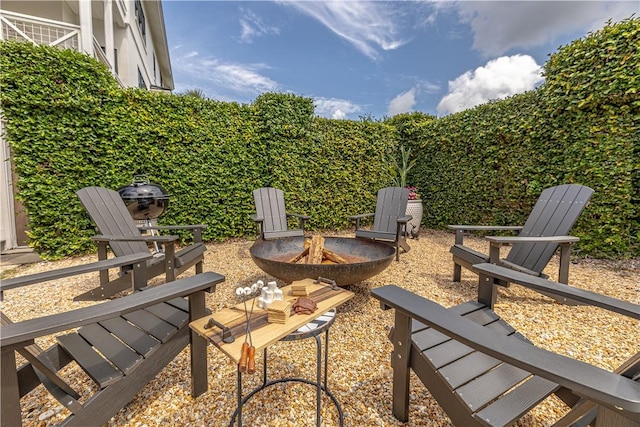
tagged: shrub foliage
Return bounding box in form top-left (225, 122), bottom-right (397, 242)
top-left (0, 17), bottom-right (637, 259)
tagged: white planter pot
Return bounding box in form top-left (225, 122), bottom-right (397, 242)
top-left (405, 199), bottom-right (423, 237)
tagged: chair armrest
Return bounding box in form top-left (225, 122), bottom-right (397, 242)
top-left (397, 215), bottom-right (412, 224)
top-left (0, 253), bottom-right (152, 293)
top-left (141, 224), bottom-right (207, 231)
top-left (350, 213), bottom-right (374, 220)
top-left (287, 213), bottom-right (311, 221)
top-left (250, 214), bottom-right (263, 223)
top-left (371, 285), bottom-right (640, 414)
top-left (485, 235), bottom-right (580, 245)
top-left (349, 213), bottom-right (374, 230)
top-left (1, 272), bottom-right (225, 348)
top-left (448, 225), bottom-right (523, 232)
top-left (449, 225), bottom-right (523, 245)
top-left (91, 234), bottom-right (179, 243)
top-left (140, 224), bottom-right (207, 243)
top-left (473, 263), bottom-right (640, 319)
top-left (287, 213), bottom-right (310, 231)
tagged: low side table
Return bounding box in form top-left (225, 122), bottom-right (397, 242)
top-left (190, 279), bottom-right (354, 427)
top-left (232, 309), bottom-right (340, 427)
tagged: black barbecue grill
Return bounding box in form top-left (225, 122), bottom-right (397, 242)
top-left (117, 175), bottom-right (170, 221)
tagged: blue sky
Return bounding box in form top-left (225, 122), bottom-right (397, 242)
top-left (164, 1), bottom-right (638, 120)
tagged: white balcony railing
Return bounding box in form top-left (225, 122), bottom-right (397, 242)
top-left (0, 10), bottom-right (123, 87)
top-left (0, 10), bottom-right (80, 51)
top-left (92, 38), bottom-right (124, 87)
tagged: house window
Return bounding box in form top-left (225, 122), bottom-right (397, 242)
top-left (135, 0), bottom-right (146, 42)
top-left (138, 68), bottom-right (146, 89)
top-left (153, 53), bottom-right (157, 81)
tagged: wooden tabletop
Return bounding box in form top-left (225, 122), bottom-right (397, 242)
top-left (189, 279), bottom-right (354, 364)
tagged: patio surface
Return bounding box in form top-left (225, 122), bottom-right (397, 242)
top-left (1, 229), bottom-right (638, 426)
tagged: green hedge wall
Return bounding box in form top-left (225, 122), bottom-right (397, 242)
top-left (390, 18), bottom-right (638, 258)
top-left (1, 17), bottom-right (637, 259)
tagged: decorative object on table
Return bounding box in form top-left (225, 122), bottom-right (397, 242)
top-left (235, 283), bottom-right (260, 374)
top-left (267, 300), bottom-right (292, 324)
top-left (291, 283), bottom-right (309, 296)
top-left (293, 296), bottom-right (318, 315)
top-left (258, 280), bottom-right (284, 309)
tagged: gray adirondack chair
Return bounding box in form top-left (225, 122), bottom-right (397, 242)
top-left (251, 187), bottom-right (310, 240)
top-left (76, 186), bottom-right (207, 300)
top-left (372, 264), bottom-right (640, 427)
top-left (1, 255), bottom-right (224, 427)
top-left (350, 187), bottom-right (412, 261)
top-left (449, 184), bottom-right (593, 286)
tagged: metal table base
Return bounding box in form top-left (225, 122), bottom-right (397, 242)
top-left (230, 309), bottom-right (344, 427)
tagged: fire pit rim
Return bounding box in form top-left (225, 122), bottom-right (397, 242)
top-left (249, 236), bottom-right (396, 286)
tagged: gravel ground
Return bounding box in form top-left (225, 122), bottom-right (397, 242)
top-left (1, 229), bottom-right (638, 427)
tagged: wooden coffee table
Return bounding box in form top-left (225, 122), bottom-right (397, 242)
top-left (190, 278), bottom-right (354, 426)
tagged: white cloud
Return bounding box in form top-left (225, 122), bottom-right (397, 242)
top-left (280, 1), bottom-right (408, 59)
top-left (171, 49), bottom-right (278, 97)
top-left (314, 98), bottom-right (361, 120)
top-left (239, 8), bottom-right (280, 43)
top-left (456, 1), bottom-right (639, 56)
top-left (437, 54), bottom-right (543, 116)
top-left (388, 88), bottom-right (417, 117)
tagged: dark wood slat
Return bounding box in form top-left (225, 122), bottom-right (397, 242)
top-left (371, 285), bottom-right (640, 414)
top-left (456, 363), bottom-right (532, 411)
top-left (1, 253), bottom-right (151, 291)
top-left (252, 187), bottom-right (306, 239)
top-left (165, 296), bottom-right (189, 312)
top-left (98, 317), bottom-right (160, 358)
top-left (474, 376), bottom-right (559, 426)
top-left (2, 272), bottom-right (224, 347)
top-left (78, 324), bottom-right (143, 375)
top-left (414, 302), bottom-right (502, 355)
top-left (439, 351), bottom-right (501, 389)
top-left (474, 264), bottom-right (640, 319)
top-left (484, 318), bottom-right (517, 336)
top-left (174, 243), bottom-right (205, 268)
top-left (424, 339), bottom-right (474, 369)
top-left (145, 302), bottom-right (189, 328)
top-left (450, 184), bottom-right (593, 285)
top-left (412, 327), bottom-right (449, 349)
top-left (77, 187), bottom-right (149, 257)
top-left (507, 184), bottom-right (593, 273)
top-left (57, 333), bottom-right (122, 388)
top-left (123, 310), bottom-right (176, 343)
top-left (464, 307), bottom-right (500, 325)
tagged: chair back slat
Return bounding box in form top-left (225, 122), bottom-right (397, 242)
top-left (253, 188), bottom-right (289, 235)
top-left (372, 187), bottom-right (409, 234)
top-left (77, 187), bottom-right (150, 257)
top-left (506, 184), bottom-right (593, 273)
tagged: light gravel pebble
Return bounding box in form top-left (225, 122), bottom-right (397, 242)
top-left (1, 230), bottom-right (638, 427)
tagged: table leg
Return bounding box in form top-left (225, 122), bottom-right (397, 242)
top-left (263, 347), bottom-right (268, 386)
top-left (315, 335), bottom-right (322, 427)
top-left (324, 329), bottom-right (329, 387)
top-left (235, 370), bottom-right (242, 427)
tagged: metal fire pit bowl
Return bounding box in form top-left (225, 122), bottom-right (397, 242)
top-left (249, 237), bottom-right (396, 286)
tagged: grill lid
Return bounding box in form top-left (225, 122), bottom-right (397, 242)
top-left (117, 175), bottom-right (169, 220)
